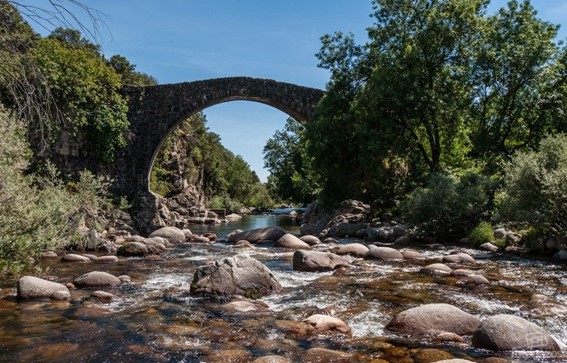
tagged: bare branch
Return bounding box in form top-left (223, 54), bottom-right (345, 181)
top-left (8, 0), bottom-right (110, 42)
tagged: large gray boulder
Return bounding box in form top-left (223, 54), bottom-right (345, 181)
top-left (17, 276), bottom-right (70, 300)
top-left (385, 303), bottom-right (480, 336)
top-left (472, 314), bottom-right (560, 351)
top-left (293, 250), bottom-right (350, 272)
top-left (275, 234), bottom-right (311, 250)
top-left (227, 227), bottom-right (286, 243)
top-left (148, 226), bottom-right (185, 243)
top-left (365, 245), bottom-right (404, 261)
top-left (190, 254), bottom-right (282, 298)
top-left (73, 271), bottom-right (122, 288)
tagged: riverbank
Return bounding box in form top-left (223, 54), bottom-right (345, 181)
top-left (1, 217), bottom-right (566, 362)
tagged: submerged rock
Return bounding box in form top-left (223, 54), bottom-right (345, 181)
top-left (292, 250), bottom-right (350, 272)
top-left (190, 254), bottom-right (282, 298)
top-left (385, 303), bottom-right (480, 336)
top-left (472, 314), bottom-right (560, 351)
top-left (302, 348), bottom-right (354, 362)
top-left (252, 355), bottom-right (291, 363)
top-left (17, 276), bottom-right (70, 300)
top-left (227, 226), bottom-right (286, 243)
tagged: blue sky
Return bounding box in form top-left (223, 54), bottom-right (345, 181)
top-left (21, 0), bottom-right (567, 182)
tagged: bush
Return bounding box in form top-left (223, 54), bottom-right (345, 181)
top-left (0, 106), bottom-right (111, 276)
top-left (496, 134), bottom-right (567, 241)
top-left (402, 172), bottom-right (497, 239)
top-left (468, 221), bottom-right (494, 247)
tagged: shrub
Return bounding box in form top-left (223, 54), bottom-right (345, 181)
top-left (468, 221), bottom-right (494, 247)
top-left (496, 134), bottom-right (567, 241)
top-left (0, 106), bottom-right (111, 276)
top-left (402, 172), bottom-right (497, 239)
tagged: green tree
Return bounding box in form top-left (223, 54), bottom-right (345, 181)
top-left (310, 0), bottom-right (488, 207)
top-left (264, 117), bottom-right (319, 205)
top-left (108, 54), bottom-right (157, 86)
top-left (31, 32), bottom-right (129, 163)
top-left (470, 0), bottom-right (567, 168)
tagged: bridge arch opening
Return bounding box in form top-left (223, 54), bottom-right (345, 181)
top-left (147, 100), bottom-right (294, 198)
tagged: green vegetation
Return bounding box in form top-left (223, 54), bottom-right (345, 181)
top-left (1, 0), bottom-right (156, 163)
top-left (402, 172), bottom-right (496, 239)
top-left (260, 0), bottom-right (567, 244)
top-left (263, 117), bottom-right (320, 205)
top-left (305, 0), bottom-right (565, 209)
top-left (469, 221), bottom-right (495, 247)
top-left (0, 106), bottom-right (111, 275)
top-left (496, 134), bottom-right (567, 240)
top-left (150, 113), bottom-right (274, 211)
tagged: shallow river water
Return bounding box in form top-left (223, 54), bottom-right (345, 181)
top-left (1, 215), bottom-right (566, 362)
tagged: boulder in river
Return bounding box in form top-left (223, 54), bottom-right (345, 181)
top-left (293, 250), bottom-right (350, 272)
top-left (385, 303), bottom-right (480, 336)
top-left (442, 253), bottom-right (476, 264)
top-left (420, 263), bottom-right (453, 276)
top-left (275, 234), bottom-right (312, 250)
top-left (148, 226), bottom-right (186, 243)
top-left (190, 254), bottom-right (282, 298)
top-left (299, 235), bottom-right (321, 246)
top-left (303, 314), bottom-right (352, 336)
top-left (117, 242), bottom-right (148, 257)
top-left (336, 243), bottom-right (369, 258)
top-left (365, 245), bottom-right (404, 261)
top-left (228, 226), bottom-right (286, 243)
top-left (61, 253), bottom-right (91, 263)
top-left (472, 314), bottom-right (560, 351)
top-left (17, 276), bottom-right (70, 300)
top-left (73, 271), bottom-right (122, 288)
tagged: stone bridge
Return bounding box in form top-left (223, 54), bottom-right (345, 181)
top-left (110, 77), bottom-right (324, 198)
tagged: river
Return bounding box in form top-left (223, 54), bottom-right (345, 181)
top-left (0, 214), bottom-right (566, 362)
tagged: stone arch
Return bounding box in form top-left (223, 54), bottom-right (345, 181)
top-left (115, 77), bottom-right (324, 197)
